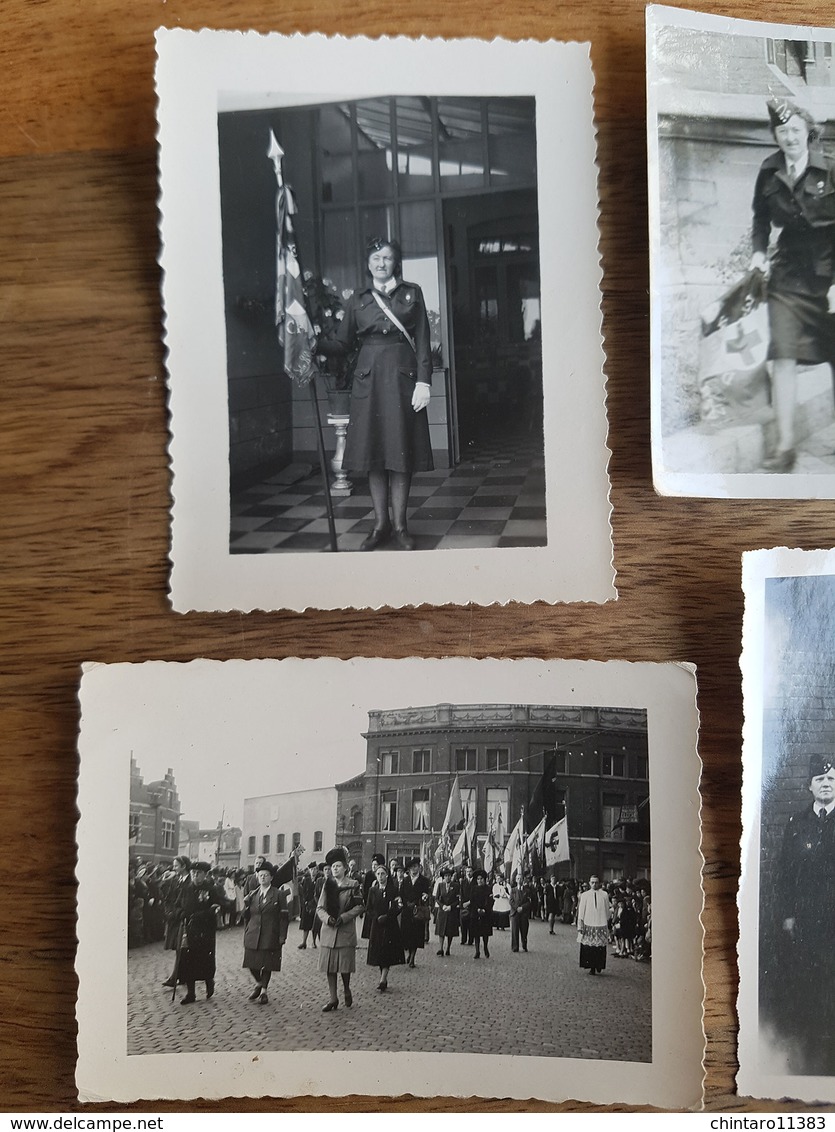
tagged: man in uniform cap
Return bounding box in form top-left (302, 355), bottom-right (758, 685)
top-left (771, 754), bottom-right (835, 1072)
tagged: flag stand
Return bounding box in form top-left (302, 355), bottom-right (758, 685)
top-left (308, 382), bottom-right (339, 553)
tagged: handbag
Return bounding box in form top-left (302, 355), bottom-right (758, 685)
top-left (414, 905), bottom-right (432, 922)
top-left (698, 270), bottom-right (771, 426)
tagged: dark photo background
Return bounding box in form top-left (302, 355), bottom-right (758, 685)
top-left (758, 574), bottom-right (835, 1056)
top-left (217, 96), bottom-right (546, 553)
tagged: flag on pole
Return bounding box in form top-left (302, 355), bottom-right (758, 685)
top-left (545, 816), bottom-right (570, 865)
top-left (503, 814), bottom-right (524, 867)
top-left (525, 816), bottom-right (547, 871)
top-left (268, 131), bottom-right (318, 388)
top-left (451, 826), bottom-right (468, 869)
top-left (495, 802), bottom-right (506, 852)
top-left (465, 813), bottom-right (477, 867)
top-left (441, 775), bottom-right (465, 841)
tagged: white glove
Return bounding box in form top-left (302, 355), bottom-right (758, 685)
top-left (411, 383), bottom-right (431, 412)
top-left (750, 252), bottom-right (769, 277)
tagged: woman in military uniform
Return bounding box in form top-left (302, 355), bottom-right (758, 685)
top-left (174, 861), bottom-right (224, 1005)
top-left (322, 237), bottom-right (433, 551)
top-left (750, 98), bottom-right (835, 472)
top-left (242, 862), bottom-right (289, 1005)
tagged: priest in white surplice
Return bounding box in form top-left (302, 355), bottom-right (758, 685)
top-left (576, 876), bottom-right (611, 975)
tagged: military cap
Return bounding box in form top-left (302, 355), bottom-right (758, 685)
top-left (809, 754), bottom-right (835, 778)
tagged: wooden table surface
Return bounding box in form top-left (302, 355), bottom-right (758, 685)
top-left (3, 0), bottom-right (835, 1114)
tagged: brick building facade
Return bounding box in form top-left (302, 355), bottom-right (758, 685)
top-left (335, 703), bottom-right (650, 882)
top-left (128, 759), bottom-right (181, 865)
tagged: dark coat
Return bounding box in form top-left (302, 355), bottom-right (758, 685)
top-left (298, 872), bottom-right (317, 932)
top-left (176, 881), bottom-right (224, 984)
top-left (752, 148), bottom-right (835, 363)
top-left (244, 886), bottom-right (289, 953)
top-left (365, 881), bottom-right (405, 969)
top-left (434, 879), bottom-right (461, 938)
top-left (400, 872), bottom-right (433, 951)
top-left (326, 281), bottom-right (434, 474)
top-left (509, 883), bottom-right (533, 924)
top-left (470, 884), bottom-right (494, 938)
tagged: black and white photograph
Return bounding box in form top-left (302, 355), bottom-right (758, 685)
top-left (648, 6), bottom-right (835, 498)
top-left (156, 31), bottom-right (614, 611)
top-left (740, 548), bottom-right (835, 1102)
top-left (76, 658), bottom-right (704, 1107)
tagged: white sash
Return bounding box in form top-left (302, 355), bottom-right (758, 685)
top-left (371, 290), bottom-right (416, 354)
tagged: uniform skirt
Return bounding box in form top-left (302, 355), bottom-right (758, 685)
top-left (343, 340), bottom-right (433, 474)
top-left (243, 946), bottom-right (283, 972)
top-left (318, 945), bottom-right (356, 974)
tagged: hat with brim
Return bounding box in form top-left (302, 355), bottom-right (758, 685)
top-left (191, 861), bottom-right (211, 873)
top-left (325, 846), bottom-right (349, 867)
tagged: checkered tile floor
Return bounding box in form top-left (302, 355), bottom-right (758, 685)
top-left (230, 434), bottom-right (546, 553)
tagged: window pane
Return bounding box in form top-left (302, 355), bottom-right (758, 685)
top-left (356, 98), bottom-right (393, 199)
top-left (322, 209), bottom-right (358, 294)
top-left (319, 103), bottom-right (354, 203)
top-left (360, 205), bottom-right (394, 254)
top-left (438, 98), bottom-right (485, 191)
top-left (488, 97), bottom-right (537, 186)
top-left (396, 97), bottom-right (435, 196)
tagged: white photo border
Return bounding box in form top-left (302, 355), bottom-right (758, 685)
top-left (739, 547), bottom-right (835, 1102)
top-left (76, 657), bottom-right (703, 1107)
top-left (156, 30), bottom-right (615, 611)
top-left (647, 5), bottom-right (835, 500)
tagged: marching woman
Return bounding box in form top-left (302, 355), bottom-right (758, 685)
top-left (470, 869), bottom-right (495, 960)
top-left (319, 237), bottom-right (433, 551)
top-left (750, 97), bottom-right (835, 471)
top-left (401, 857), bottom-right (433, 969)
top-left (434, 866), bottom-right (461, 957)
top-left (316, 847), bottom-right (365, 1012)
top-left (174, 861), bottom-right (224, 1004)
top-left (242, 862), bottom-right (289, 1004)
top-left (365, 862), bottom-right (405, 991)
top-left (297, 860), bottom-right (319, 950)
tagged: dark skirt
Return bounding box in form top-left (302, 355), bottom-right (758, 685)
top-left (243, 946), bottom-right (283, 972)
top-left (768, 286), bottom-right (835, 365)
top-left (579, 944), bottom-right (607, 971)
top-left (343, 341), bottom-right (433, 474)
top-left (367, 917), bottom-right (406, 969)
top-left (177, 943), bottom-right (216, 984)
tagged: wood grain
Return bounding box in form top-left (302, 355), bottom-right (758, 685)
top-left (3, 0), bottom-right (835, 1113)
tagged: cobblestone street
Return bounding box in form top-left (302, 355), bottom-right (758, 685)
top-left (128, 918), bottom-right (651, 1062)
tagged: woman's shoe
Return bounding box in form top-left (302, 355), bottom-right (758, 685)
top-left (391, 528), bottom-right (415, 551)
top-left (206, 979), bottom-right (215, 999)
top-left (763, 448), bottom-right (796, 472)
top-left (377, 981), bottom-right (387, 992)
top-left (180, 994), bottom-right (196, 1004)
top-left (344, 988), bottom-right (353, 1007)
top-left (259, 991), bottom-right (269, 1005)
top-left (484, 946), bottom-right (490, 958)
top-left (322, 1000), bottom-right (339, 1012)
top-left (248, 985), bottom-right (262, 1001)
top-left (360, 526), bottom-right (390, 551)
top-left (436, 949), bottom-right (445, 956)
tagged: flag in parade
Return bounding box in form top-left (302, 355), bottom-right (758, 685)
top-left (441, 774), bottom-right (465, 841)
top-left (268, 130), bottom-right (318, 388)
top-left (525, 815), bottom-right (547, 871)
top-left (545, 816), bottom-right (570, 865)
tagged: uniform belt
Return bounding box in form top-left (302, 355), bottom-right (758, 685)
top-left (363, 332), bottom-right (408, 343)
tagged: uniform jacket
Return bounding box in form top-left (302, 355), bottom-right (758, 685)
top-left (778, 803), bottom-right (835, 941)
top-left (243, 885), bottom-right (289, 952)
top-left (328, 281), bottom-right (433, 388)
top-left (752, 149), bottom-right (835, 291)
